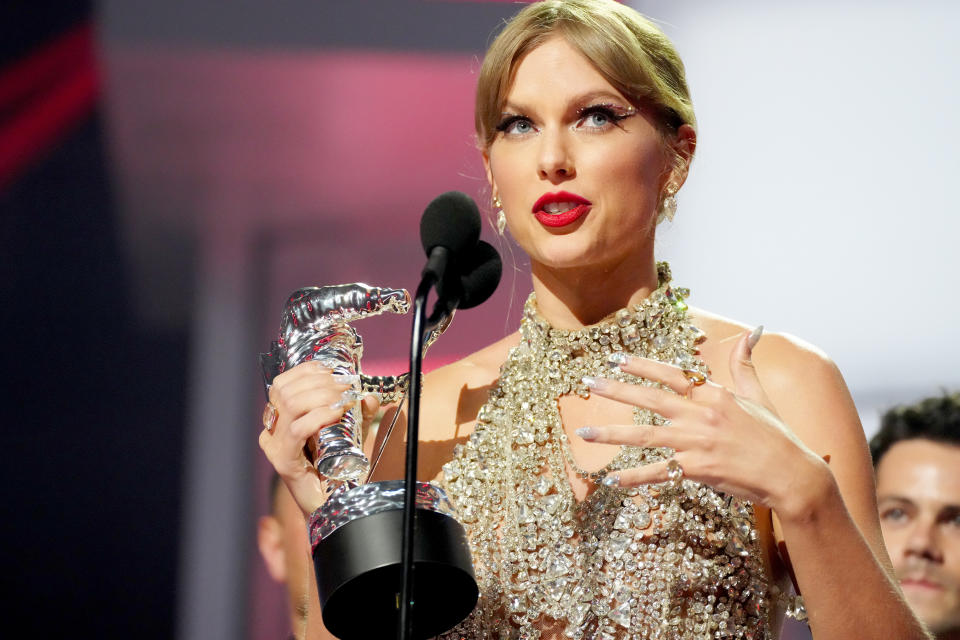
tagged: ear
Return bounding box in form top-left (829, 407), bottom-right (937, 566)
top-left (482, 150), bottom-right (497, 199)
top-left (669, 124), bottom-right (697, 190)
top-left (257, 515), bottom-right (287, 583)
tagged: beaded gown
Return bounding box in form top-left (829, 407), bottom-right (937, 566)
top-left (437, 265), bottom-right (776, 640)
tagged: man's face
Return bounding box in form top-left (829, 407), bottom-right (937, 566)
top-left (877, 439), bottom-right (960, 636)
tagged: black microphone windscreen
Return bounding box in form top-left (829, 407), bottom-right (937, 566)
top-left (458, 241), bottom-right (502, 310)
top-left (420, 191), bottom-right (481, 258)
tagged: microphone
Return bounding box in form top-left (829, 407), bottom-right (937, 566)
top-left (419, 191), bottom-right (481, 305)
top-left (399, 191), bottom-right (501, 640)
top-left (457, 240), bottom-right (502, 310)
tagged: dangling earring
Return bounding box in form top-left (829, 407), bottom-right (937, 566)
top-left (657, 186), bottom-right (678, 224)
top-left (493, 195), bottom-right (506, 235)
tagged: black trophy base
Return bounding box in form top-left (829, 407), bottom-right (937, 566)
top-left (314, 507), bottom-right (478, 640)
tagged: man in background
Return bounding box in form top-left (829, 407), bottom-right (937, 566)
top-left (258, 473), bottom-right (312, 640)
top-left (871, 392), bottom-right (960, 640)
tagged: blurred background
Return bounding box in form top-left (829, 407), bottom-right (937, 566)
top-left (2, 0), bottom-right (957, 638)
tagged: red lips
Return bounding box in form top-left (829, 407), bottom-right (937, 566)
top-left (531, 191), bottom-right (592, 228)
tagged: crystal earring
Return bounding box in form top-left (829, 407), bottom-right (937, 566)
top-left (496, 209), bottom-right (507, 235)
top-left (657, 186), bottom-right (678, 224)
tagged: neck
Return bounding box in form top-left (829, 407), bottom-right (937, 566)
top-left (530, 249), bottom-right (659, 329)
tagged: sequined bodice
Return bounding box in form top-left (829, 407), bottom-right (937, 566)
top-left (439, 265), bottom-right (774, 640)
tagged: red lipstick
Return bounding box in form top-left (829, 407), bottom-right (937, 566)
top-left (531, 191), bottom-right (592, 228)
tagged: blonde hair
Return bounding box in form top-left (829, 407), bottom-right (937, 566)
top-left (475, 0), bottom-right (695, 177)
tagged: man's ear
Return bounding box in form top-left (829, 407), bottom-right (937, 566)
top-left (257, 515), bottom-right (287, 583)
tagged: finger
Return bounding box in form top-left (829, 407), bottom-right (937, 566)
top-left (272, 385), bottom-right (355, 427)
top-left (287, 405), bottom-right (350, 443)
top-left (270, 359), bottom-right (332, 390)
top-left (360, 393), bottom-right (380, 426)
top-left (576, 424), bottom-right (698, 451)
top-left (582, 375), bottom-right (694, 419)
top-left (727, 326), bottom-right (773, 409)
top-left (611, 353), bottom-right (708, 396)
top-left (605, 456), bottom-right (687, 488)
top-left (273, 365), bottom-right (359, 399)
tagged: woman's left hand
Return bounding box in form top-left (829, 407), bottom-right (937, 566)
top-left (579, 328), bottom-right (829, 517)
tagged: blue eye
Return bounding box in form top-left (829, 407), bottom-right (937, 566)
top-left (881, 507), bottom-right (909, 523)
top-left (576, 104), bottom-right (636, 131)
top-left (583, 111), bottom-right (610, 128)
top-left (496, 115), bottom-right (535, 136)
top-left (509, 119), bottom-right (533, 134)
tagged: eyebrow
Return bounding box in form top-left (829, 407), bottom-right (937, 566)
top-left (877, 495), bottom-right (914, 505)
top-left (878, 495), bottom-right (960, 513)
top-left (501, 90), bottom-right (632, 116)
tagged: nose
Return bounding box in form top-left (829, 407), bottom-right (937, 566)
top-left (904, 517), bottom-right (943, 563)
top-left (537, 129), bottom-right (574, 182)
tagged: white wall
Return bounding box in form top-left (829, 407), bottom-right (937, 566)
top-left (634, 0), bottom-right (960, 435)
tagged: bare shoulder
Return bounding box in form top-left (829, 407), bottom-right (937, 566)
top-left (419, 331), bottom-right (520, 442)
top-left (688, 306), bottom-right (860, 451)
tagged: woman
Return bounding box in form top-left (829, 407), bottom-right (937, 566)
top-left (260, 1), bottom-right (928, 638)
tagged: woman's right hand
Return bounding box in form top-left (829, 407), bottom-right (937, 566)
top-left (258, 361), bottom-right (380, 517)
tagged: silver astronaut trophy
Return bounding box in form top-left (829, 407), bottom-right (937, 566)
top-left (259, 283), bottom-right (413, 482)
top-left (260, 281), bottom-right (478, 639)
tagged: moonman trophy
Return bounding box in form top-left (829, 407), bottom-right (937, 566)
top-left (259, 282), bottom-right (477, 640)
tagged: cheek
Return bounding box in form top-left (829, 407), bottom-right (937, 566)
top-left (947, 535), bottom-right (960, 577)
top-left (590, 141), bottom-right (665, 202)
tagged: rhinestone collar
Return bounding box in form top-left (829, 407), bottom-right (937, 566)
top-left (440, 263), bottom-right (773, 639)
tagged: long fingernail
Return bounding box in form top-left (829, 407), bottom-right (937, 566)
top-left (606, 352), bottom-right (629, 369)
top-left (331, 373), bottom-right (360, 385)
top-left (601, 473), bottom-right (621, 488)
top-left (330, 389), bottom-right (362, 409)
top-left (747, 325), bottom-right (764, 351)
top-left (575, 426), bottom-right (597, 440)
top-left (582, 376), bottom-right (608, 390)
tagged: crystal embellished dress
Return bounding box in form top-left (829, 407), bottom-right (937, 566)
top-left (438, 264), bottom-right (774, 640)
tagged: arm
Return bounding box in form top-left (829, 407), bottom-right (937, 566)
top-left (758, 338), bottom-right (924, 639)
top-left (258, 360), bottom-right (383, 640)
top-left (579, 330), bottom-right (930, 640)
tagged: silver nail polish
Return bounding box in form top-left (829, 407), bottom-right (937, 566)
top-left (582, 376), bottom-right (607, 390)
top-left (606, 352), bottom-right (629, 369)
top-left (575, 426), bottom-right (595, 440)
top-left (601, 473), bottom-right (620, 488)
top-left (330, 389), bottom-right (362, 410)
top-left (747, 325), bottom-right (764, 351)
top-left (331, 373), bottom-right (361, 386)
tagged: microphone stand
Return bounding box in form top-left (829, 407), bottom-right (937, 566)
top-left (398, 274), bottom-right (456, 640)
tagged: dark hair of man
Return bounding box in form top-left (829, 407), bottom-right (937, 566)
top-left (870, 391), bottom-right (960, 466)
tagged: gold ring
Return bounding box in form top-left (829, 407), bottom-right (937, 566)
top-left (682, 369), bottom-right (707, 386)
top-left (666, 458), bottom-right (684, 486)
top-left (262, 402), bottom-right (279, 433)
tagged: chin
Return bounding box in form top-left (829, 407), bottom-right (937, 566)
top-left (526, 235), bottom-right (618, 270)
top-left (532, 249), bottom-right (602, 272)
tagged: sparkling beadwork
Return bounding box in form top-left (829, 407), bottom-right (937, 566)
top-left (439, 263), bottom-right (773, 639)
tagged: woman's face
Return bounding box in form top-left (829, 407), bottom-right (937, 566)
top-left (484, 36), bottom-right (679, 272)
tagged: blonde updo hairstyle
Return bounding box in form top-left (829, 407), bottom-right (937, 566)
top-left (476, 0), bottom-right (696, 198)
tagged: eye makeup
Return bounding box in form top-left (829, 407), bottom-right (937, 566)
top-left (576, 102), bottom-right (637, 121)
top-left (495, 113), bottom-right (530, 133)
